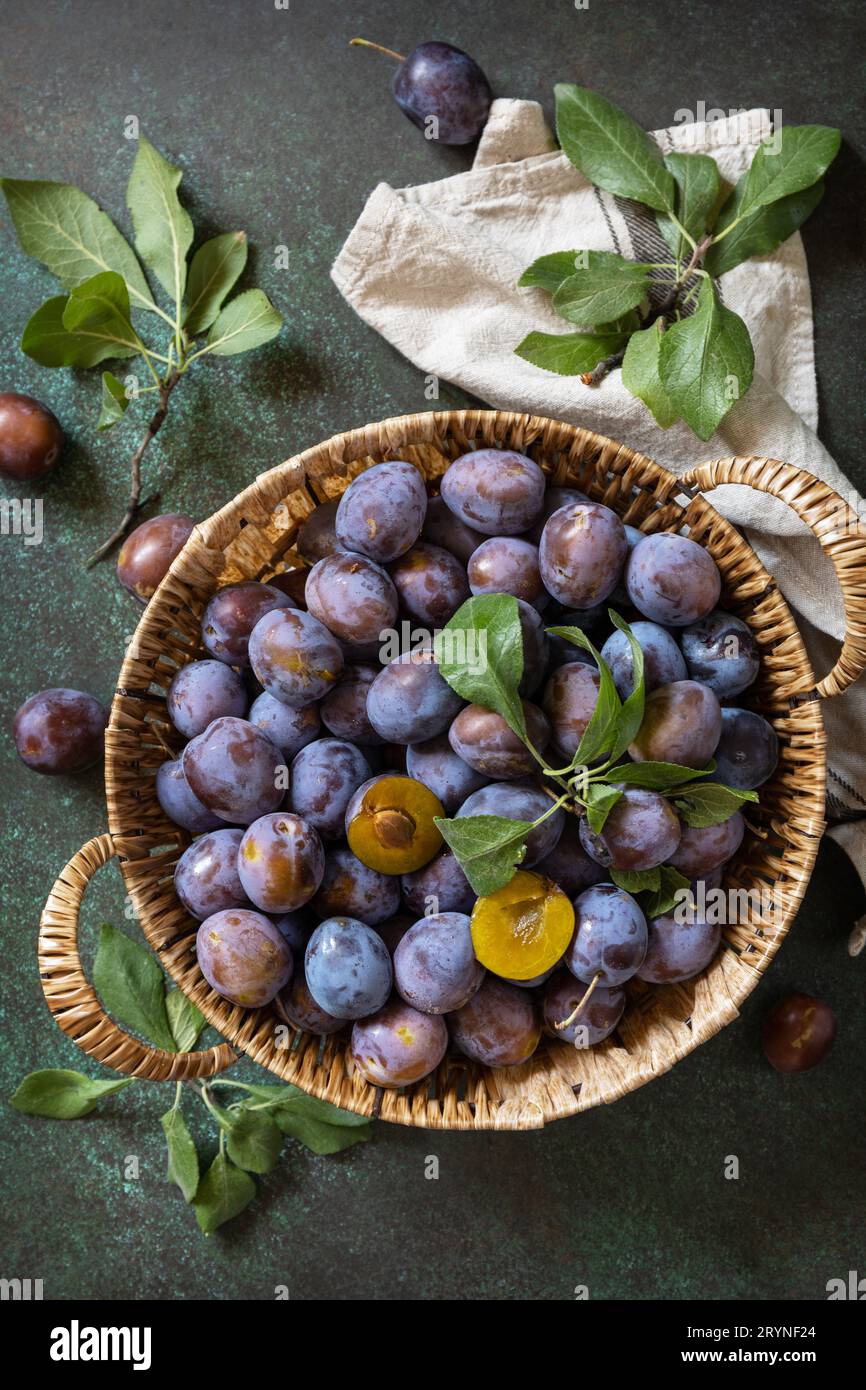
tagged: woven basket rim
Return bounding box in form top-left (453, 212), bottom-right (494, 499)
top-left (102, 408), bottom-right (828, 1129)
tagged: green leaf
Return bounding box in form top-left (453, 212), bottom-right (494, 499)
top-left (640, 865), bottom-right (692, 919)
top-left (611, 865), bottom-right (661, 894)
top-left (166, 988), bottom-right (205, 1052)
top-left (607, 612), bottom-right (646, 759)
top-left (658, 278), bottom-right (754, 440)
top-left (11, 1069), bottom-right (133, 1119)
top-left (621, 321), bottom-right (679, 428)
top-left (193, 1151), bottom-right (255, 1234)
top-left (733, 125), bottom-right (840, 219)
top-left (97, 371), bottom-right (130, 430)
top-left (225, 1109), bottom-right (282, 1174)
top-left (60, 271), bottom-right (144, 365)
top-left (518, 250), bottom-right (584, 294)
top-left (160, 1105), bottom-right (199, 1202)
top-left (656, 152), bottom-right (720, 260)
top-left (0, 178), bottom-right (156, 314)
top-left (205, 288), bottom-right (282, 356)
top-left (93, 923), bottom-right (176, 1052)
top-left (515, 327), bottom-right (628, 376)
top-left (183, 231), bottom-right (248, 334)
top-left (21, 294), bottom-right (140, 369)
top-left (274, 1095), bottom-right (371, 1155)
top-left (545, 626), bottom-right (620, 766)
top-left (232, 1082), bottom-right (304, 1106)
top-left (598, 759), bottom-right (716, 790)
top-left (552, 251), bottom-right (650, 326)
top-left (435, 594), bottom-right (527, 739)
top-left (126, 136), bottom-right (193, 306)
top-left (673, 783), bottom-right (758, 828)
top-left (584, 783), bottom-right (623, 835)
top-left (554, 83), bottom-right (675, 212)
top-left (704, 179), bottom-right (824, 277)
top-left (434, 814), bottom-right (533, 897)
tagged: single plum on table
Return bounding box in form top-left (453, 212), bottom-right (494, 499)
top-left (305, 550), bottom-right (398, 645)
top-left (762, 993), bottom-right (836, 1073)
top-left (13, 688), bottom-right (108, 775)
top-left (196, 908), bottom-right (292, 1007)
top-left (167, 660), bottom-right (247, 739)
top-left (201, 581), bottom-right (294, 666)
top-left (448, 700), bottom-right (549, 779)
top-left (182, 716), bottom-right (284, 824)
top-left (249, 607), bottom-right (344, 708)
top-left (578, 788), bottom-right (681, 872)
top-left (335, 461), bottom-right (427, 563)
top-left (394, 912), bottom-right (484, 1013)
top-left (565, 883), bottom-right (648, 987)
top-left (351, 998), bottom-right (449, 1088)
top-left (626, 533), bottom-right (721, 626)
top-left (116, 512), bottom-right (195, 603)
top-left (289, 738), bottom-right (372, 841)
top-left (312, 845), bottom-right (401, 924)
top-left (440, 448), bottom-right (546, 535)
top-left (0, 391), bottom-right (64, 480)
top-left (175, 828), bottom-right (248, 920)
top-left (448, 977), bottom-right (541, 1067)
top-left (539, 501), bottom-right (627, 609)
top-left (389, 40), bottom-right (492, 145)
top-left (305, 915), bottom-right (393, 1019)
top-left (366, 648), bottom-right (463, 744)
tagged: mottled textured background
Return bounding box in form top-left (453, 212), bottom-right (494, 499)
top-left (1, 0), bottom-right (864, 1301)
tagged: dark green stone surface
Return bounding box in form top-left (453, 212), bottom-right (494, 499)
top-left (1, 0), bottom-right (864, 1301)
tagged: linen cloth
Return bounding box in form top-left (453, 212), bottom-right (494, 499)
top-left (332, 100), bottom-right (866, 942)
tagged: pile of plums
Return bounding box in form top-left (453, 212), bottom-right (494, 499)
top-left (144, 445), bottom-right (789, 1090)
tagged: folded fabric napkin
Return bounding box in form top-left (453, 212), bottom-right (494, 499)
top-left (332, 100), bottom-right (866, 940)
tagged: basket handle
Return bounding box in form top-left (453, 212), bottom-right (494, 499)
top-left (683, 455), bottom-right (866, 699)
top-left (39, 833), bottom-right (236, 1081)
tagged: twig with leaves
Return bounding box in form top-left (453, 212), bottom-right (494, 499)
top-left (515, 85), bottom-right (840, 439)
top-left (1, 137), bottom-right (283, 564)
top-left (432, 595), bottom-right (758, 919)
top-left (11, 923), bottom-right (369, 1235)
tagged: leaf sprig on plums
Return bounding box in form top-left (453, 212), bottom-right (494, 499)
top-left (11, 922), bottom-right (369, 1234)
top-left (515, 85), bottom-right (840, 440)
top-left (2, 137), bottom-right (283, 564)
top-left (433, 595), bottom-right (756, 914)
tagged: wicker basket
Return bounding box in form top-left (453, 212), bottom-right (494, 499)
top-left (38, 410), bottom-right (866, 1129)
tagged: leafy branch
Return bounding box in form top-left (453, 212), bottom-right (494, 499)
top-left (2, 136), bottom-right (283, 564)
top-left (433, 596), bottom-right (757, 915)
top-left (515, 85), bottom-right (840, 439)
top-left (10, 923), bottom-right (368, 1234)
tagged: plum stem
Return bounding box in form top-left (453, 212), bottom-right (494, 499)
top-left (349, 37), bottom-right (407, 63)
top-left (554, 971), bottom-right (601, 1032)
top-left (85, 369), bottom-right (180, 567)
